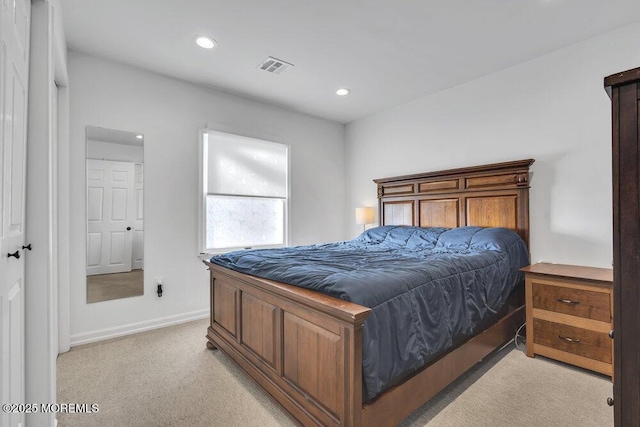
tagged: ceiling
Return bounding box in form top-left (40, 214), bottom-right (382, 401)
top-left (60, 0), bottom-right (640, 124)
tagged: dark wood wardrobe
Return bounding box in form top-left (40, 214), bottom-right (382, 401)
top-left (605, 66), bottom-right (640, 426)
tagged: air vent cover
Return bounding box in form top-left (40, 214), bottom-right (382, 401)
top-left (257, 57), bottom-right (294, 74)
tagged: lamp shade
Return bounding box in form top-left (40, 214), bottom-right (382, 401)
top-left (355, 207), bottom-right (374, 225)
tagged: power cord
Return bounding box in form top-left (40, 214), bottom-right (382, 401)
top-left (514, 322), bottom-right (526, 352)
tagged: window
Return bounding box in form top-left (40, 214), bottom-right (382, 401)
top-left (199, 130), bottom-right (289, 253)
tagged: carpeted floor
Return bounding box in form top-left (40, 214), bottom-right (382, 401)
top-left (86, 270), bottom-right (144, 303)
top-left (57, 319), bottom-right (613, 426)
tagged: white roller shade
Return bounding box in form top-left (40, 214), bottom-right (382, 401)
top-left (206, 130), bottom-right (288, 198)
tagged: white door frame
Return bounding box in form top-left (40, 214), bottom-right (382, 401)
top-left (56, 62), bottom-right (70, 354)
top-left (25, 1), bottom-right (66, 425)
top-left (132, 163), bottom-right (144, 270)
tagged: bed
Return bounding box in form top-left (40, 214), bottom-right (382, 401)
top-left (204, 159), bottom-right (534, 426)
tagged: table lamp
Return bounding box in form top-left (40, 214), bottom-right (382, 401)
top-left (355, 207), bottom-right (374, 232)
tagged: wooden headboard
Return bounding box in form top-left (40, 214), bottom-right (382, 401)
top-left (374, 159), bottom-right (534, 247)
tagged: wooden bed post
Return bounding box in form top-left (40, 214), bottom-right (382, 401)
top-left (206, 273), bottom-right (217, 349)
top-left (343, 323), bottom-right (364, 426)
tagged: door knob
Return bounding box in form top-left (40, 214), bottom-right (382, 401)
top-left (22, 244), bottom-right (32, 251)
top-left (126, 227), bottom-right (132, 231)
top-left (7, 251), bottom-right (20, 259)
top-left (609, 329), bottom-right (614, 339)
top-left (607, 397), bottom-right (614, 406)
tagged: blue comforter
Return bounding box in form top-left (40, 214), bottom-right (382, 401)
top-left (209, 226), bottom-right (529, 401)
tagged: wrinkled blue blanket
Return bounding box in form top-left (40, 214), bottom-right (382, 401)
top-left (209, 226), bottom-right (529, 401)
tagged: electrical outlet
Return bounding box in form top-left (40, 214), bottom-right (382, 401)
top-left (155, 277), bottom-right (164, 297)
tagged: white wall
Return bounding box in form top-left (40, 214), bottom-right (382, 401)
top-left (68, 52), bottom-right (345, 343)
top-left (86, 139), bottom-right (144, 163)
top-left (346, 21), bottom-right (640, 269)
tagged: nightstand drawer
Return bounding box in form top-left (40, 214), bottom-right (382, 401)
top-left (533, 319), bottom-right (612, 364)
top-left (532, 282), bottom-right (610, 322)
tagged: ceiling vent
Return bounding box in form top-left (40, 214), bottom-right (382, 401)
top-left (257, 57), bottom-right (294, 74)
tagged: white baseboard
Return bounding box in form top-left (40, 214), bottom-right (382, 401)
top-left (70, 309), bottom-right (209, 347)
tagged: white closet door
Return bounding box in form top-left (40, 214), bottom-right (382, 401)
top-left (0, 0), bottom-right (31, 426)
top-left (86, 160), bottom-right (135, 275)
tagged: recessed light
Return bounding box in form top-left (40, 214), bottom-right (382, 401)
top-left (136, 134), bottom-right (143, 139)
top-left (336, 88), bottom-right (351, 96)
top-left (195, 36), bottom-right (216, 49)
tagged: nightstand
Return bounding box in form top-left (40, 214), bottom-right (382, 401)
top-left (521, 263), bottom-right (613, 377)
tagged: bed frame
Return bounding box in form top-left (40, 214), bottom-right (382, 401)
top-left (204, 159), bottom-right (534, 426)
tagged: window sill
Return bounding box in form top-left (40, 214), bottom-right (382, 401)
top-left (199, 244), bottom-right (287, 260)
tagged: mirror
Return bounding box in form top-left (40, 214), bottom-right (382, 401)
top-left (85, 126), bottom-right (144, 303)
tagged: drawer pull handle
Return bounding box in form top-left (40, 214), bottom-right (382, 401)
top-left (558, 335), bottom-right (581, 343)
top-left (556, 298), bottom-right (580, 305)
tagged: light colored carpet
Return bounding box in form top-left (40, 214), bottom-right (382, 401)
top-left (86, 270), bottom-right (144, 303)
top-left (57, 319), bottom-right (613, 426)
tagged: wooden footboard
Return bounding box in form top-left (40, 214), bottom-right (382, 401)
top-left (205, 262), bottom-right (372, 426)
top-left (205, 261), bottom-right (525, 426)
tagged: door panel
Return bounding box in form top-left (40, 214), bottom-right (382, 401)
top-left (110, 187), bottom-right (127, 220)
top-left (108, 231), bottom-right (126, 266)
top-left (86, 233), bottom-right (102, 267)
top-left (0, 41), bottom-right (5, 240)
top-left (1, 0), bottom-right (30, 425)
top-left (13, 0), bottom-right (28, 60)
top-left (8, 280), bottom-right (23, 427)
top-left (87, 168), bottom-right (103, 182)
top-left (87, 187), bottom-right (103, 221)
top-left (8, 59), bottom-right (27, 234)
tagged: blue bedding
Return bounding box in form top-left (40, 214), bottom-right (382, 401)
top-left (209, 226), bottom-right (529, 401)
